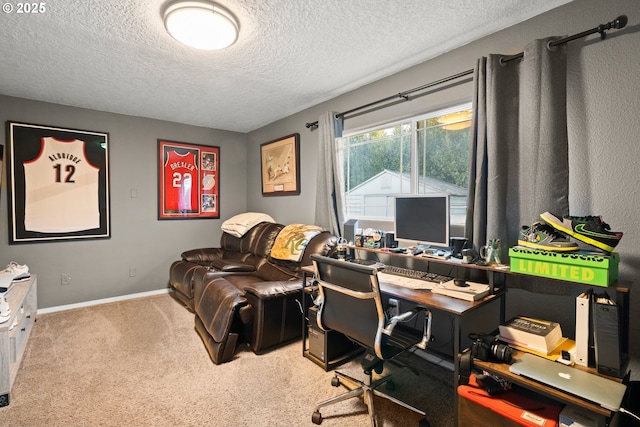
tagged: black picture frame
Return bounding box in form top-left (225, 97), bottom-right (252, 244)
top-left (6, 121), bottom-right (111, 244)
top-left (260, 133), bottom-right (300, 196)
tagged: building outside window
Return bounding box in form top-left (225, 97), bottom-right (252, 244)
top-left (339, 103), bottom-right (472, 234)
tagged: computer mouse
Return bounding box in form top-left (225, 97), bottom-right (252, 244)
top-left (453, 278), bottom-right (469, 287)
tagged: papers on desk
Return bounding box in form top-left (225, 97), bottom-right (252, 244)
top-left (431, 280), bottom-right (490, 301)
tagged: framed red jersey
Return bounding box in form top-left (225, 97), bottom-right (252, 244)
top-left (158, 140), bottom-right (219, 219)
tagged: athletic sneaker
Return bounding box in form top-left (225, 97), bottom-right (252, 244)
top-left (1, 262), bottom-right (30, 281)
top-left (518, 222), bottom-right (580, 252)
top-left (540, 212), bottom-right (623, 252)
top-left (0, 273), bottom-right (12, 291)
top-left (0, 295), bottom-right (10, 324)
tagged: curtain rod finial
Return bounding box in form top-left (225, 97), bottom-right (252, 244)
top-left (614, 15), bottom-right (628, 29)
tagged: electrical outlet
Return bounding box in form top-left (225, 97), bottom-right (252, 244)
top-left (61, 274), bottom-right (71, 285)
top-left (129, 268), bottom-right (136, 277)
top-left (388, 298), bottom-right (399, 317)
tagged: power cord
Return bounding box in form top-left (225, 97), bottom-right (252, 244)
top-left (620, 407), bottom-right (640, 422)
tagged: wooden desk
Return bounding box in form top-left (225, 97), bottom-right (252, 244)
top-left (343, 246), bottom-right (631, 425)
top-left (300, 263), bottom-right (504, 410)
top-left (378, 280), bottom-right (504, 403)
top-left (350, 245), bottom-right (510, 295)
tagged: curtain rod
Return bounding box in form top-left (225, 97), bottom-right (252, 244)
top-left (305, 14), bottom-right (628, 131)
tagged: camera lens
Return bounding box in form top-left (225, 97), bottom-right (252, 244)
top-left (491, 343), bottom-right (513, 363)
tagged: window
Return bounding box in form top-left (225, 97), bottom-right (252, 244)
top-left (340, 103), bottom-right (471, 231)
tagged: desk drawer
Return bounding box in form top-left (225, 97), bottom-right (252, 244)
top-left (9, 310), bottom-right (34, 364)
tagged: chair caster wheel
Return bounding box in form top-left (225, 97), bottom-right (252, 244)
top-left (385, 379), bottom-right (395, 391)
top-left (418, 418), bottom-right (430, 427)
top-left (331, 376), bottom-right (340, 387)
top-left (312, 411), bottom-right (323, 424)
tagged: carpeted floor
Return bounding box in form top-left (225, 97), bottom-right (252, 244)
top-left (1, 293), bottom-right (455, 426)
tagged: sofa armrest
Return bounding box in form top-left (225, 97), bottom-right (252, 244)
top-left (219, 263), bottom-right (256, 273)
top-left (243, 280), bottom-right (302, 300)
top-left (181, 248), bottom-right (225, 263)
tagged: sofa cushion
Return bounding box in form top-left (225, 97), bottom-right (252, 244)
top-left (169, 260), bottom-right (200, 300)
top-left (265, 231), bottom-right (338, 277)
top-left (247, 222), bottom-right (284, 258)
top-left (196, 277), bottom-right (247, 343)
top-left (221, 212), bottom-right (275, 237)
top-left (270, 224), bottom-right (323, 262)
top-left (220, 221), bottom-right (283, 256)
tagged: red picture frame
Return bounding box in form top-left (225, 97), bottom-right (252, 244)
top-left (158, 140), bottom-right (220, 219)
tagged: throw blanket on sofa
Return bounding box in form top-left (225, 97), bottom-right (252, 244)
top-left (221, 212), bottom-right (275, 237)
top-left (271, 224), bottom-right (323, 262)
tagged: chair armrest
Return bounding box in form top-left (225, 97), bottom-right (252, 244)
top-left (383, 308), bottom-right (432, 350)
top-left (416, 309), bottom-right (432, 350)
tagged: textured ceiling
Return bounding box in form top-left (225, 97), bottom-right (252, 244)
top-left (0, 0), bottom-right (572, 133)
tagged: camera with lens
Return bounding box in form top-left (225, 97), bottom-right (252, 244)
top-left (469, 333), bottom-right (513, 363)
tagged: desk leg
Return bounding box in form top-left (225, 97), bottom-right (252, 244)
top-left (453, 314), bottom-right (461, 423)
top-left (302, 271), bottom-right (310, 357)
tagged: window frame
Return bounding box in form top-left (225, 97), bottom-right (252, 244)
top-left (340, 101), bottom-right (472, 227)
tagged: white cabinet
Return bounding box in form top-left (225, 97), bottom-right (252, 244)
top-left (0, 275), bottom-right (37, 406)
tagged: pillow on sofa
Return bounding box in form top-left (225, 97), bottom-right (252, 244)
top-left (270, 224), bottom-right (323, 262)
top-left (221, 212), bottom-right (275, 237)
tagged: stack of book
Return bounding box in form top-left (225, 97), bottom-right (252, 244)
top-left (498, 316), bottom-right (564, 355)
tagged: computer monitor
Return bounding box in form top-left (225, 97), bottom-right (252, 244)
top-left (394, 194), bottom-right (450, 248)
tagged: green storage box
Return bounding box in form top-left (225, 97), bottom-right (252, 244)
top-left (509, 246), bottom-right (619, 286)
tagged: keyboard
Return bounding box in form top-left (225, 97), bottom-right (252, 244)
top-left (377, 265), bottom-right (452, 290)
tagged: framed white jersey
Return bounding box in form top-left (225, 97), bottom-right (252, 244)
top-left (6, 122), bottom-right (110, 244)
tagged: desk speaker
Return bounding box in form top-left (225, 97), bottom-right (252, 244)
top-left (385, 232), bottom-right (397, 248)
top-left (344, 219), bottom-right (359, 244)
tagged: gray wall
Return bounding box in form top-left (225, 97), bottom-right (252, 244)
top-left (0, 95), bottom-right (248, 308)
top-left (246, 0), bottom-right (640, 376)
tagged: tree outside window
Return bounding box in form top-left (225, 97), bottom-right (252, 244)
top-left (341, 103), bottom-right (471, 229)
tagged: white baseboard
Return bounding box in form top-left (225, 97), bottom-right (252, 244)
top-left (37, 288), bottom-right (170, 315)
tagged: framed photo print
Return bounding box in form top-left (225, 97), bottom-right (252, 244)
top-left (158, 139), bottom-right (220, 219)
top-left (260, 133), bottom-right (300, 196)
top-left (6, 121), bottom-right (111, 244)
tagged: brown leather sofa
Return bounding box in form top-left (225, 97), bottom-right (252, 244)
top-left (169, 221), bottom-right (337, 364)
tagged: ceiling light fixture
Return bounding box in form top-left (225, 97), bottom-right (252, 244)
top-left (164, 1), bottom-right (239, 50)
top-left (437, 110), bottom-right (472, 131)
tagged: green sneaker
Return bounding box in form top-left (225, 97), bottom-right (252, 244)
top-left (518, 222), bottom-right (579, 252)
top-left (540, 212), bottom-right (623, 253)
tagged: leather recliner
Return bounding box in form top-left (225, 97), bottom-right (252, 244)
top-left (169, 221), bottom-right (337, 364)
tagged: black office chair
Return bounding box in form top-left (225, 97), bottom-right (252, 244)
top-left (310, 254), bottom-right (432, 427)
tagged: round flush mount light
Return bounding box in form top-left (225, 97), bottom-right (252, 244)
top-left (164, 1), bottom-right (239, 50)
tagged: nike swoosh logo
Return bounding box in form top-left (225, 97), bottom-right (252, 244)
top-left (574, 224), bottom-right (612, 239)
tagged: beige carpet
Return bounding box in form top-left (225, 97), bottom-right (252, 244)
top-left (2, 293), bottom-right (455, 426)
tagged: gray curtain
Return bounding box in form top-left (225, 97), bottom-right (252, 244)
top-left (466, 38), bottom-right (569, 259)
top-left (314, 112), bottom-right (345, 236)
